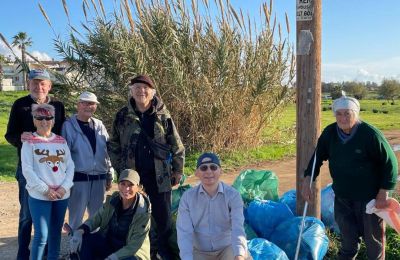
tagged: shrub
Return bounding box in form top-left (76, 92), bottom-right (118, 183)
top-left (39, 0), bottom-right (295, 152)
top-left (382, 110), bottom-right (389, 114)
top-left (372, 109), bottom-right (379, 113)
top-left (360, 107), bottom-right (366, 112)
top-left (382, 102), bottom-right (387, 105)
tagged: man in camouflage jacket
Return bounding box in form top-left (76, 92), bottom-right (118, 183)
top-left (108, 75), bottom-right (185, 260)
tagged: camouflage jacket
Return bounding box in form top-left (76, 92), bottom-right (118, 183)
top-left (108, 97), bottom-right (185, 192)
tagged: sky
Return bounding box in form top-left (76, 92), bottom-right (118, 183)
top-left (1, 0), bottom-right (399, 84)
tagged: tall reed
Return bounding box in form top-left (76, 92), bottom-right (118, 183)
top-left (40, 0), bottom-right (295, 152)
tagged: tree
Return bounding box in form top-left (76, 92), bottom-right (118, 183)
top-left (343, 81), bottom-right (367, 100)
top-left (379, 79), bottom-right (400, 103)
top-left (12, 32), bottom-right (32, 90)
top-left (330, 84), bottom-right (343, 99)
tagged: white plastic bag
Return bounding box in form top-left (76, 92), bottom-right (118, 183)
top-left (366, 198), bottom-right (400, 234)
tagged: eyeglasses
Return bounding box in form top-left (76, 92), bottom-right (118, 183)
top-left (34, 116), bottom-right (54, 121)
top-left (199, 164), bottom-right (219, 172)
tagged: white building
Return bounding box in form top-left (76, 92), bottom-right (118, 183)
top-left (0, 60), bottom-right (70, 91)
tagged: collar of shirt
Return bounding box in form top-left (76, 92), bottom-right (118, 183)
top-left (198, 182), bottom-right (224, 199)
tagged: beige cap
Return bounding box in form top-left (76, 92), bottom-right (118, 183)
top-left (118, 169), bottom-right (140, 185)
top-left (78, 91), bottom-right (99, 104)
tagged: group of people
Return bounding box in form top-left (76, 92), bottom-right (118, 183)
top-left (6, 70), bottom-right (250, 260)
top-left (6, 69), bottom-right (398, 260)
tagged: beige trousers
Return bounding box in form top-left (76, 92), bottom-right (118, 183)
top-left (193, 245), bottom-right (252, 260)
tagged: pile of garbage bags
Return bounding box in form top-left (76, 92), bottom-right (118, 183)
top-left (169, 169), bottom-right (334, 260)
top-left (236, 169), bottom-right (330, 260)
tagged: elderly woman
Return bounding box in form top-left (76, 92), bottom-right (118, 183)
top-left (69, 169), bottom-right (151, 260)
top-left (301, 93), bottom-right (398, 259)
top-left (21, 103), bottom-right (74, 260)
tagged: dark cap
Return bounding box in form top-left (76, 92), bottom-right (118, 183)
top-left (196, 152), bottom-right (221, 168)
top-left (118, 169), bottom-right (140, 185)
top-left (130, 75), bottom-right (155, 89)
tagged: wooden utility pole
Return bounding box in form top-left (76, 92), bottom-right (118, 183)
top-left (296, 0), bottom-right (322, 217)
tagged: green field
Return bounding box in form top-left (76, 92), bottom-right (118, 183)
top-left (1, 92), bottom-right (399, 181)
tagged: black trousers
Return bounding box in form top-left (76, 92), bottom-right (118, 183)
top-left (144, 180), bottom-right (173, 260)
top-left (334, 197), bottom-right (385, 260)
top-left (79, 232), bottom-right (137, 260)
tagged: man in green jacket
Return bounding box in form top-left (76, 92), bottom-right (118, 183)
top-left (302, 93), bottom-right (398, 260)
top-left (69, 169), bottom-right (151, 260)
top-left (108, 75), bottom-right (185, 259)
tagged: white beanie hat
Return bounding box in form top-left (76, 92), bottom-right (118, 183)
top-left (332, 91), bottom-right (360, 115)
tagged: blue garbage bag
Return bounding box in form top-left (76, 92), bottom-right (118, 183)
top-left (247, 238), bottom-right (289, 260)
top-left (321, 184), bottom-right (340, 234)
top-left (270, 216), bottom-right (329, 260)
top-left (279, 189), bottom-right (297, 215)
top-left (247, 200), bottom-right (294, 239)
top-left (233, 169), bottom-right (279, 204)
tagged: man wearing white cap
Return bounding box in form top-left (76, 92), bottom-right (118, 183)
top-left (301, 93), bottom-right (398, 259)
top-left (62, 91), bottom-right (113, 230)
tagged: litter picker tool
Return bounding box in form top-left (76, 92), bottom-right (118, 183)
top-left (294, 150), bottom-right (317, 260)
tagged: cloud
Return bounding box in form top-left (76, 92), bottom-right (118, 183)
top-left (323, 57), bottom-right (400, 83)
top-left (0, 40), bottom-right (53, 61)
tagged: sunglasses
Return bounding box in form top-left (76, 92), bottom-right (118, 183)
top-left (34, 116), bottom-right (54, 121)
top-left (199, 164), bottom-right (219, 172)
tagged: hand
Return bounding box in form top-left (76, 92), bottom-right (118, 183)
top-left (106, 179), bottom-right (112, 191)
top-left (375, 189), bottom-right (389, 209)
top-left (171, 172), bottom-right (183, 186)
top-left (301, 176), bottom-right (313, 203)
top-left (46, 188), bottom-right (58, 201)
top-left (69, 230), bottom-right (83, 253)
top-left (55, 187), bottom-right (66, 199)
top-left (21, 132), bottom-right (33, 142)
top-left (235, 256), bottom-right (245, 260)
top-left (105, 253), bottom-right (118, 260)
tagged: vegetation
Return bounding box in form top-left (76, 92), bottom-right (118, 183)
top-left (38, 0), bottom-right (295, 153)
top-left (0, 91), bottom-right (26, 181)
top-left (379, 79), bottom-right (400, 103)
top-left (11, 32), bottom-right (32, 90)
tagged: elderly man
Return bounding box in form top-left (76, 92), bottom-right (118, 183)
top-left (301, 93), bottom-right (398, 259)
top-left (62, 91), bottom-right (113, 230)
top-left (108, 75), bottom-right (185, 259)
top-left (5, 69), bottom-right (65, 260)
top-left (176, 152), bottom-right (251, 260)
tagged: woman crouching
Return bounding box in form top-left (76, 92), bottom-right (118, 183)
top-left (21, 103), bottom-right (74, 260)
top-left (69, 169), bottom-right (151, 260)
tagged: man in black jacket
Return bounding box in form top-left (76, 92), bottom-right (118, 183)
top-left (5, 69), bottom-right (65, 260)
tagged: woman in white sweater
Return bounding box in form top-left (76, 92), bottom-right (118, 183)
top-left (21, 103), bottom-right (74, 260)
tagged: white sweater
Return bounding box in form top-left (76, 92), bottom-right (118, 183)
top-left (21, 133), bottom-right (75, 201)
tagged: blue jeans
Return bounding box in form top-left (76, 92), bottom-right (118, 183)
top-left (28, 196), bottom-right (68, 260)
top-left (16, 164), bottom-right (32, 260)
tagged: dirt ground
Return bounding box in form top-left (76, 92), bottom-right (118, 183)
top-left (1, 130), bottom-right (399, 259)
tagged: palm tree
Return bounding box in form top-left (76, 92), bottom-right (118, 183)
top-left (12, 32), bottom-right (32, 90)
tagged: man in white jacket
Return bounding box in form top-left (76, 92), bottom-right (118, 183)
top-left (62, 92), bottom-right (113, 230)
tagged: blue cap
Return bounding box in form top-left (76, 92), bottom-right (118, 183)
top-left (28, 69), bottom-right (51, 80)
top-left (196, 152), bottom-right (221, 168)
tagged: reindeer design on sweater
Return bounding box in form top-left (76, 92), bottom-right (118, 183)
top-left (34, 149), bottom-right (65, 172)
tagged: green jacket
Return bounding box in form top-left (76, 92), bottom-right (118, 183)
top-left (108, 96), bottom-right (185, 193)
top-left (82, 191), bottom-right (151, 260)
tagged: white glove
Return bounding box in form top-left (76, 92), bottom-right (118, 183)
top-left (105, 253), bottom-right (119, 260)
top-left (69, 231), bottom-right (83, 253)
